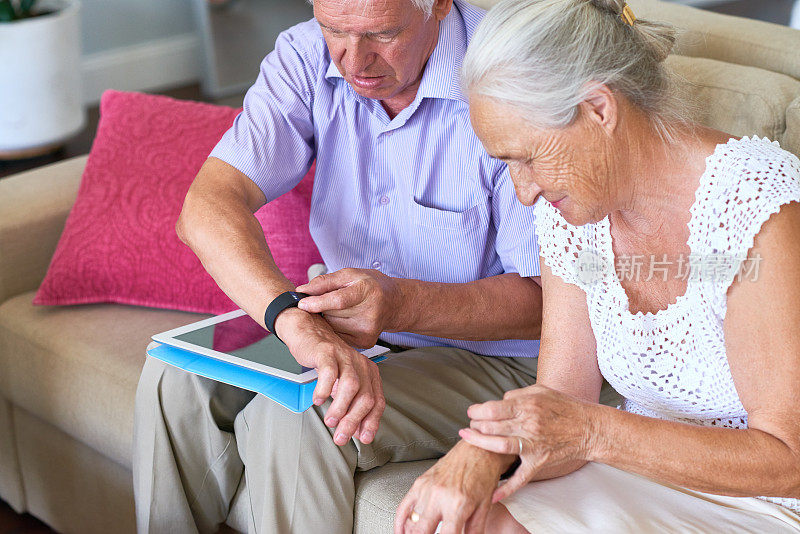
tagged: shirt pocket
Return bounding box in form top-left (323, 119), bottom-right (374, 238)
top-left (404, 200), bottom-right (492, 283)
top-left (408, 200), bottom-right (485, 230)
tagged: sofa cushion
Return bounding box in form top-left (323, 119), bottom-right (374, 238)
top-left (0, 291), bottom-right (206, 469)
top-left (632, 0), bottom-right (800, 81)
top-left (33, 90), bottom-right (322, 315)
top-left (353, 459), bottom-right (438, 534)
top-left (784, 96), bottom-right (800, 157)
top-left (472, 0), bottom-right (800, 81)
top-left (667, 55), bottom-right (800, 148)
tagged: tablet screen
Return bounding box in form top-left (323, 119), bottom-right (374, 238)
top-left (173, 314), bottom-right (312, 375)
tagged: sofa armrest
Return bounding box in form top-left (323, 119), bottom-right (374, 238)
top-left (0, 156), bottom-right (87, 304)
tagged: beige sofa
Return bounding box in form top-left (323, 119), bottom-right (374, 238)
top-left (1, 1), bottom-right (799, 532)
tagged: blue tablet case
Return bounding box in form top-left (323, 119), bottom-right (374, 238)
top-left (146, 343), bottom-right (387, 413)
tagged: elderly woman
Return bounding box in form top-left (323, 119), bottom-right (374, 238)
top-left (395, 0), bottom-right (800, 532)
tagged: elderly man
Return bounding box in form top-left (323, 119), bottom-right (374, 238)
top-left (132, 0), bottom-right (542, 532)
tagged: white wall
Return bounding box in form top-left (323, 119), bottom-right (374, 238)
top-left (78, 0), bottom-right (201, 104)
top-left (80, 0), bottom-right (194, 55)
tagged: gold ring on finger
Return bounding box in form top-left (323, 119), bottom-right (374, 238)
top-left (410, 510), bottom-right (420, 523)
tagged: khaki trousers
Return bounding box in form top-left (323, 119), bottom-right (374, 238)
top-left (133, 346), bottom-right (544, 534)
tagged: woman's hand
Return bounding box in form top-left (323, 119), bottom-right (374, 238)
top-left (459, 384), bottom-right (598, 502)
top-left (394, 441), bottom-right (514, 534)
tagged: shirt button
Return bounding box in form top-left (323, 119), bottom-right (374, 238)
top-left (372, 261), bottom-right (382, 270)
top-left (379, 195), bottom-right (390, 205)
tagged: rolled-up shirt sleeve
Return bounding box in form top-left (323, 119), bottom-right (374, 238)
top-left (209, 26), bottom-right (317, 203)
top-left (490, 164), bottom-right (541, 277)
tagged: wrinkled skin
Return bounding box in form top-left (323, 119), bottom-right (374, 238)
top-left (468, 92), bottom-right (624, 226)
top-left (460, 384), bottom-right (597, 503)
top-left (297, 268), bottom-right (404, 349)
top-left (314, 0), bottom-right (452, 115)
top-left (394, 441), bottom-right (515, 534)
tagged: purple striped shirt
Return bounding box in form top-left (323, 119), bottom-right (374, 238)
top-left (209, 0), bottom-right (540, 358)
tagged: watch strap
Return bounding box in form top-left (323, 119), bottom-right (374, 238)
top-left (264, 291), bottom-right (309, 343)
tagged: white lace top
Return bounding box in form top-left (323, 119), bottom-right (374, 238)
top-left (534, 136), bottom-right (800, 512)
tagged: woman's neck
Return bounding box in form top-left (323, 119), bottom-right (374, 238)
top-left (611, 120), bottom-right (728, 245)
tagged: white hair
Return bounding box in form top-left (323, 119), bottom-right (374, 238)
top-left (306, 0), bottom-right (436, 17)
top-left (462, 0), bottom-right (690, 140)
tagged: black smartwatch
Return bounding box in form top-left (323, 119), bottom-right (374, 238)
top-left (264, 291), bottom-right (310, 343)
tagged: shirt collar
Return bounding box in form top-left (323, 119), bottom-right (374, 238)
top-left (417, 2), bottom-right (467, 103)
top-left (325, 54), bottom-right (343, 81)
top-left (324, 2), bottom-right (467, 103)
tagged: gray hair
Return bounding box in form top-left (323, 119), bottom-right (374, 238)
top-left (306, 0), bottom-right (437, 18)
top-left (462, 0), bottom-right (690, 139)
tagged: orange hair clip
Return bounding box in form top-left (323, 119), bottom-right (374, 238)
top-left (621, 4), bottom-right (637, 26)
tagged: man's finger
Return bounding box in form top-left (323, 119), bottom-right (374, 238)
top-left (295, 270), bottom-right (352, 295)
top-left (319, 313), bottom-right (358, 328)
top-left (298, 286), bottom-right (362, 314)
top-left (312, 359), bottom-right (338, 406)
top-left (333, 391), bottom-right (376, 446)
top-left (466, 399), bottom-right (516, 421)
top-left (358, 375), bottom-right (386, 443)
top-left (458, 428), bottom-right (518, 456)
top-left (337, 331), bottom-right (369, 350)
top-left (324, 366), bottom-right (361, 432)
top-left (322, 318), bottom-right (376, 350)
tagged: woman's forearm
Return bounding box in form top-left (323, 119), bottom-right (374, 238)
top-left (587, 405), bottom-right (800, 498)
top-left (531, 459), bottom-right (588, 482)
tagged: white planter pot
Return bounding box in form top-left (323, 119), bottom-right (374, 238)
top-left (0, 0), bottom-right (84, 156)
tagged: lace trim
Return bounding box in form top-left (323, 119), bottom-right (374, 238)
top-left (532, 198), bottom-right (588, 290)
top-left (694, 137), bottom-right (800, 316)
top-left (535, 136), bottom-right (800, 514)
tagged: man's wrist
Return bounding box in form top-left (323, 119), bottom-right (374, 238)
top-left (265, 291), bottom-right (310, 341)
top-left (385, 278), bottom-right (420, 333)
top-left (274, 306), bottom-right (352, 355)
top-left (272, 307), bottom-right (313, 344)
top-left (455, 439), bottom-right (516, 475)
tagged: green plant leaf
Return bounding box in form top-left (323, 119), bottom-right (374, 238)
top-left (20, 0), bottom-right (36, 17)
top-left (0, 0), bottom-right (17, 21)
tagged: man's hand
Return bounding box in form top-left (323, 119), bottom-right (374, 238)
top-left (394, 441), bottom-right (514, 534)
top-left (275, 308), bottom-right (386, 445)
top-left (296, 268), bottom-right (408, 348)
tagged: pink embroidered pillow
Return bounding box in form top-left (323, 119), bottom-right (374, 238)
top-left (34, 90), bottom-right (322, 314)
